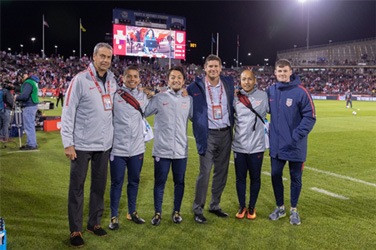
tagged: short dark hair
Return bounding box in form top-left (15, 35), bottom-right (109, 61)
top-left (167, 66), bottom-right (186, 80)
top-left (124, 65), bottom-right (139, 76)
top-left (275, 59), bottom-right (292, 69)
top-left (204, 54), bottom-right (222, 66)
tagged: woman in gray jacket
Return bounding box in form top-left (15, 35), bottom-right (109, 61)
top-left (232, 69), bottom-right (269, 220)
top-left (145, 66), bottom-right (192, 226)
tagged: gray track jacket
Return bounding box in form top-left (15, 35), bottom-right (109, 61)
top-left (232, 88), bottom-right (269, 154)
top-left (145, 89), bottom-right (193, 159)
top-left (111, 87), bottom-right (150, 157)
top-left (61, 63), bottom-right (117, 151)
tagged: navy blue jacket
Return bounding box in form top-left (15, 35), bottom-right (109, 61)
top-left (267, 75), bottom-right (316, 162)
top-left (187, 75), bottom-right (235, 155)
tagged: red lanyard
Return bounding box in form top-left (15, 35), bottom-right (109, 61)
top-left (87, 67), bottom-right (110, 95)
top-left (206, 79), bottom-right (223, 106)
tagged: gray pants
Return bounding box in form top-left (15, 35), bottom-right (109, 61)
top-left (193, 129), bottom-right (231, 215)
top-left (68, 150), bottom-right (110, 232)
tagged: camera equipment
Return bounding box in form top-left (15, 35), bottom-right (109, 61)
top-left (10, 102), bottom-right (23, 148)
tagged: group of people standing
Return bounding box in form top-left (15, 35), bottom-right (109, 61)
top-left (60, 42), bottom-right (316, 248)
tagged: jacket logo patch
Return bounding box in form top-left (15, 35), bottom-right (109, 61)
top-left (181, 102), bottom-right (188, 109)
top-left (193, 93), bottom-right (200, 96)
top-left (286, 98), bottom-right (293, 107)
top-left (253, 100), bottom-right (262, 107)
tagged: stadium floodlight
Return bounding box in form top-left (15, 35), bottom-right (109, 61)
top-left (31, 37), bottom-right (36, 52)
top-left (298, 0), bottom-right (310, 50)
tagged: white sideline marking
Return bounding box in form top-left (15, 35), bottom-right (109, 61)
top-left (310, 187), bottom-right (349, 200)
top-left (305, 166), bottom-right (376, 188)
top-left (7, 150), bottom-right (40, 154)
top-left (188, 136), bottom-right (374, 188)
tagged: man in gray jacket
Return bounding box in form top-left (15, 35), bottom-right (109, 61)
top-left (61, 43), bottom-right (117, 248)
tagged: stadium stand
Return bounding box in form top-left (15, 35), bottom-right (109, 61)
top-left (1, 39), bottom-right (375, 99)
top-left (277, 37), bottom-right (376, 66)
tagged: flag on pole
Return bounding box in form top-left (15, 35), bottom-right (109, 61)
top-left (80, 22), bottom-right (86, 32)
top-left (43, 20), bottom-right (49, 28)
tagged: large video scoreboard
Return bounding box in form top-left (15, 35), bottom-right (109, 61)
top-left (112, 9), bottom-right (186, 60)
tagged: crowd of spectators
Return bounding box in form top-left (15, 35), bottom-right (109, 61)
top-left (1, 50), bottom-right (376, 97)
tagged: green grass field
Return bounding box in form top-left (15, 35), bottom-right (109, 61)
top-left (1, 99), bottom-right (376, 249)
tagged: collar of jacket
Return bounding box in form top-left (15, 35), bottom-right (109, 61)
top-left (240, 87), bottom-right (257, 96)
top-left (277, 74), bottom-right (301, 89)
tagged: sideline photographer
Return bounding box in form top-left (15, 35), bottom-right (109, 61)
top-left (15, 71), bottom-right (39, 150)
top-left (0, 80), bottom-right (15, 142)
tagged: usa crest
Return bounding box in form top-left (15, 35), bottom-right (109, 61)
top-left (286, 98), bottom-right (293, 107)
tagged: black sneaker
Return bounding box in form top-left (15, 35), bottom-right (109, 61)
top-left (172, 211), bottom-right (182, 224)
top-left (209, 209), bottom-right (228, 217)
top-left (70, 231), bottom-right (84, 247)
top-left (86, 225), bottom-right (107, 236)
top-left (130, 211), bottom-right (145, 224)
top-left (194, 213), bottom-right (207, 224)
top-left (108, 216), bottom-right (119, 230)
top-left (151, 213), bottom-right (161, 226)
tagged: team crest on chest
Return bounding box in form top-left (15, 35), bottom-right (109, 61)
top-left (286, 98), bottom-right (293, 107)
top-left (181, 102), bottom-right (188, 109)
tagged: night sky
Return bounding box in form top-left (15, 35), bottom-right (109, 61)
top-left (1, 0), bottom-right (375, 66)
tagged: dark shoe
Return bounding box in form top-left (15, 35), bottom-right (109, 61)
top-left (86, 225), bottom-right (107, 236)
top-left (194, 213), bottom-right (207, 224)
top-left (20, 144), bottom-right (38, 150)
top-left (108, 216), bottom-right (119, 230)
top-left (130, 211), bottom-right (145, 224)
top-left (209, 209), bottom-right (228, 217)
top-left (151, 213), bottom-right (161, 226)
top-left (172, 211), bottom-right (182, 224)
top-left (70, 231), bottom-right (84, 247)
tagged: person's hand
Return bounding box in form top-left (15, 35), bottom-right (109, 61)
top-left (181, 88), bottom-right (188, 97)
top-left (142, 87), bottom-right (155, 99)
top-left (64, 145), bottom-right (77, 161)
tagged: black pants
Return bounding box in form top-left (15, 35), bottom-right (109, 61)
top-left (68, 150), bottom-right (110, 232)
top-left (56, 95), bottom-right (64, 107)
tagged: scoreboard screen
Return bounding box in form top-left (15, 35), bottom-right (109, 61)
top-left (113, 24), bottom-right (186, 60)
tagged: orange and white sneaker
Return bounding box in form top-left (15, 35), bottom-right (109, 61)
top-left (247, 207), bottom-right (256, 220)
top-left (235, 207), bottom-right (247, 219)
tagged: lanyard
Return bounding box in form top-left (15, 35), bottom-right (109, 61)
top-left (87, 67), bottom-right (110, 95)
top-left (206, 79), bottom-right (223, 106)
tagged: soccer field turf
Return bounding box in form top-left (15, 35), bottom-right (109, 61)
top-left (1, 100), bottom-right (375, 249)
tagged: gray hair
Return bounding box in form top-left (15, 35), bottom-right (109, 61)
top-left (93, 42), bottom-right (113, 55)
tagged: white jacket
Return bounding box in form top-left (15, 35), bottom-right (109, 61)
top-left (61, 63), bottom-right (117, 151)
top-left (145, 89), bottom-right (192, 159)
top-left (111, 87), bottom-right (150, 157)
top-left (232, 88), bottom-right (269, 154)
